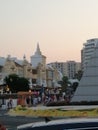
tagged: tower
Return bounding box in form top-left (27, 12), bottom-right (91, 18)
top-left (81, 38), bottom-right (98, 71)
top-left (31, 43), bottom-right (46, 68)
top-left (31, 43), bottom-right (46, 86)
top-left (71, 43), bottom-right (98, 102)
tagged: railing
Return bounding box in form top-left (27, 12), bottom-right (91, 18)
top-left (0, 93), bottom-right (18, 99)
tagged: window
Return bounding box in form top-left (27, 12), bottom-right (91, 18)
top-left (32, 69), bottom-right (37, 74)
top-left (32, 79), bottom-right (36, 84)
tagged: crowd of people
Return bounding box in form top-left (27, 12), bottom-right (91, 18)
top-left (25, 92), bottom-right (67, 107)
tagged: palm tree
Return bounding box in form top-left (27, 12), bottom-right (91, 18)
top-left (58, 76), bottom-right (70, 92)
top-left (74, 70), bottom-right (83, 81)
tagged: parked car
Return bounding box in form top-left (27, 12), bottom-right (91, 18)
top-left (17, 117), bottom-right (98, 130)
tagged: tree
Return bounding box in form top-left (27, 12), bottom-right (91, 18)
top-left (58, 76), bottom-right (70, 92)
top-left (72, 82), bottom-right (79, 92)
top-left (74, 70), bottom-right (83, 81)
top-left (16, 77), bottom-right (29, 92)
top-left (4, 74), bottom-right (29, 93)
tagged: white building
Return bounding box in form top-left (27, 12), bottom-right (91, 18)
top-left (30, 43), bottom-right (46, 87)
top-left (30, 43), bottom-right (62, 90)
top-left (71, 42), bottom-right (98, 102)
top-left (65, 61), bottom-right (81, 79)
top-left (48, 61), bottom-right (81, 79)
top-left (48, 62), bottom-right (65, 76)
top-left (31, 43), bottom-right (46, 68)
top-left (81, 38), bottom-right (98, 71)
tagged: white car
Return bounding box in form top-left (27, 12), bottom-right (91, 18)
top-left (17, 117), bottom-right (98, 130)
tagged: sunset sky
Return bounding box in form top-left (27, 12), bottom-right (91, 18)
top-left (0, 0), bottom-right (98, 63)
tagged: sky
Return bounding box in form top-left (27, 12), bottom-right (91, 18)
top-left (0, 0), bottom-right (98, 63)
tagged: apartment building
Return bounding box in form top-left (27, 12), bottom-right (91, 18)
top-left (48, 62), bottom-right (65, 76)
top-left (81, 38), bottom-right (98, 71)
top-left (48, 61), bottom-right (81, 79)
top-left (72, 40), bottom-right (98, 102)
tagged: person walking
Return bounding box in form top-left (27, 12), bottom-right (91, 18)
top-left (7, 98), bottom-right (13, 109)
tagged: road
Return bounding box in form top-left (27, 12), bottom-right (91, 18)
top-left (0, 109), bottom-right (45, 130)
top-left (0, 109), bottom-right (60, 130)
top-left (1, 105), bottom-right (98, 129)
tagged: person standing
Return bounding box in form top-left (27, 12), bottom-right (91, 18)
top-left (7, 98), bottom-right (13, 109)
